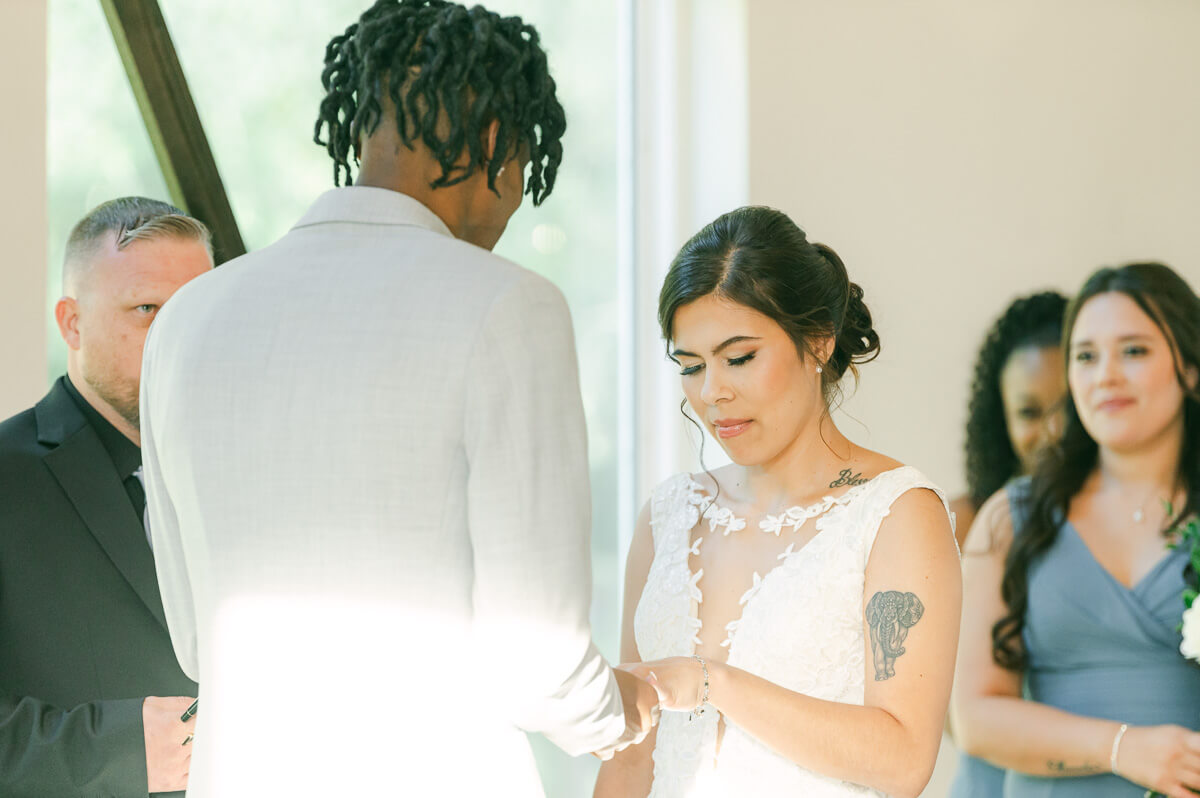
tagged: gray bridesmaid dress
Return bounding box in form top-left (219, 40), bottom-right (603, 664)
top-left (948, 748), bottom-right (1006, 798)
top-left (1005, 478), bottom-right (1200, 797)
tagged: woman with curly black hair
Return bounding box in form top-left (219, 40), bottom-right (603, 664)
top-left (950, 292), bottom-right (1065, 796)
top-left (949, 292), bottom-right (1069, 546)
top-left (947, 291), bottom-right (1067, 798)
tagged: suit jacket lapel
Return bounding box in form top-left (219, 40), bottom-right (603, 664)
top-left (37, 382), bottom-right (169, 631)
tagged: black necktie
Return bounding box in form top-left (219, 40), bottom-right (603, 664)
top-left (127, 467), bottom-right (152, 548)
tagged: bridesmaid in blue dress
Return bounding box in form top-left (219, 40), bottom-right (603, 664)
top-left (948, 292), bottom-right (1068, 798)
top-left (952, 262), bottom-right (1200, 798)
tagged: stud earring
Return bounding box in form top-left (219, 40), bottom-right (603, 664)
top-left (816, 365), bottom-right (823, 374)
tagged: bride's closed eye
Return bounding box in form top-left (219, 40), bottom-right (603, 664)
top-left (679, 352), bottom-right (756, 376)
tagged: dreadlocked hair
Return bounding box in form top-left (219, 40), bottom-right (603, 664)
top-left (964, 291), bottom-right (1069, 508)
top-left (314, 0), bottom-right (566, 205)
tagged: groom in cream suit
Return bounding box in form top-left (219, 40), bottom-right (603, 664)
top-left (138, 2), bottom-right (656, 796)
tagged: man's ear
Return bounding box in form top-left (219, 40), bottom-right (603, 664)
top-left (483, 118), bottom-right (502, 165)
top-left (55, 297), bottom-right (81, 351)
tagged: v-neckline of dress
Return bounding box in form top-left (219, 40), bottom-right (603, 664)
top-left (1062, 520), bottom-right (1180, 595)
top-left (683, 466), bottom-right (910, 653)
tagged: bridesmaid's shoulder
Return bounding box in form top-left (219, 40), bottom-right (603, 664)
top-left (962, 486), bottom-right (1018, 557)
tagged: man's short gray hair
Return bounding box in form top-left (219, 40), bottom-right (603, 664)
top-left (63, 197), bottom-right (212, 293)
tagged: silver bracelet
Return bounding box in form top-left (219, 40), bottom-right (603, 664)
top-left (688, 655), bottom-right (710, 722)
top-left (1110, 723), bottom-right (1129, 776)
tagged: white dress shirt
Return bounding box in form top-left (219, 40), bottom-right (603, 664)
top-left (139, 187), bottom-right (625, 797)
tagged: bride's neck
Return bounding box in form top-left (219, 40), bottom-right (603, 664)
top-left (739, 412), bottom-right (855, 511)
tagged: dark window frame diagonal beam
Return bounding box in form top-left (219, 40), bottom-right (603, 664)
top-left (101, 0), bottom-right (246, 264)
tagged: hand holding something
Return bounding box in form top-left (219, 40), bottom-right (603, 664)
top-left (619, 657), bottom-right (708, 713)
top-left (1113, 724), bottom-right (1200, 798)
top-left (592, 668), bottom-right (660, 760)
top-left (143, 696), bottom-right (196, 793)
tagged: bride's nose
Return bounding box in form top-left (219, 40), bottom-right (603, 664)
top-left (700, 367), bottom-right (734, 405)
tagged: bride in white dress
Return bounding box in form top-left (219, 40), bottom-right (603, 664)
top-left (594, 207), bottom-right (962, 798)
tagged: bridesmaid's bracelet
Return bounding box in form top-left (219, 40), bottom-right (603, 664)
top-left (689, 655), bottom-right (710, 721)
top-left (1110, 722), bottom-right (1129, 776)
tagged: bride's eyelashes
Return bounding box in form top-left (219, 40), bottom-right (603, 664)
top-left (678, 352), bottom-right (757, 376)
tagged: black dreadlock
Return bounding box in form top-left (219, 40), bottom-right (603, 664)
top-left (964, 291), bottom-right (1069, 508)
top-left (314, 0), bottom-right (566, 205)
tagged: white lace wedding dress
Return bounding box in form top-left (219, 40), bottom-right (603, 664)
top-left (633, 466), bottom-right (953, 797)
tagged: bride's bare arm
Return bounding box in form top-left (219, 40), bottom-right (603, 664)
top-left (594, 502), bottom-right (658, 798)
top-left (625, 488), bottom-right (961, 798)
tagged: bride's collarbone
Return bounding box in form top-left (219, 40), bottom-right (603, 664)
top-left (689, 454), bottom-right (901, 519)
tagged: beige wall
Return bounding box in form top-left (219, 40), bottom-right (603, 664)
top-left (747, 0), bottom-right (1200, 499)
top-left (0, 0), bottom-right (47, 419)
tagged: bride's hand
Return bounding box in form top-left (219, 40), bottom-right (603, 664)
top-left (591, 669), bottom-right (661, 760)
top-left (618, 657), bottom-right (709, 713)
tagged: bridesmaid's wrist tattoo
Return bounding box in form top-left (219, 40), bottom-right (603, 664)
top-left (865, 591), bottom-right (924, 680)
top-left (1046, 760), bottom-right (1102, 776)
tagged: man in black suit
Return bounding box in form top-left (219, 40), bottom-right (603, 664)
top-left (0, 197), bottom-right (213, 796)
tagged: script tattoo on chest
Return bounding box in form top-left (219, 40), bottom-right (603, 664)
top-left (865, 591), bottom-right (924, 680)
top-left (829, 469), bottom-right (869, 488)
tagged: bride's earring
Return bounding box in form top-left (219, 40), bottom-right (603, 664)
top-left (816, 365), bottom-right (823, 374)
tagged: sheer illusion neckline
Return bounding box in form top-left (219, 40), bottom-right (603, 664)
top-left (687, 466), bottom-right (912, 537)
top-left (683, 466), bottom-right (913, 651)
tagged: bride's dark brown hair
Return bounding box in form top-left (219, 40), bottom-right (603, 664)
top-left (657, 206), bottom-right (880, 495)
top-left (658, 205), bottom-right (880, 409)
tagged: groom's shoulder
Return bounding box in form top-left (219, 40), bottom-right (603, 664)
top-left (440, 242), bottom-right (570, 317)
top-left (439, 236), bottom-right (556, 291)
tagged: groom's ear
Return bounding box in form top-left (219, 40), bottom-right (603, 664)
top-left (482, 118), bottom-right (502, 165)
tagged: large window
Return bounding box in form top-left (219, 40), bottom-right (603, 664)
top-left (49, 2), bottom-right (621, 794)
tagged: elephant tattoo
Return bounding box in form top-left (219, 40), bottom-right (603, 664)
top-left (866, 590), bottom-right (924, 681)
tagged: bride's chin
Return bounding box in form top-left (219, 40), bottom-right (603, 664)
top-left (720, 446), bottom-right (762, 468)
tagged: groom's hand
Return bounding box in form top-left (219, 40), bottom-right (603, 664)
top-left (593, 668), bottom-right (660, 759)
top-left (143, 696), bottom-right (196, 793)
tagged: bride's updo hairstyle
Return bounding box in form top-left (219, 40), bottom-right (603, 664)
top-left (658, 206), bottom-right (880, 407)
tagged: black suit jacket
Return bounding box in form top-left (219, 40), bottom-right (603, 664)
top-left (0, 378), bottom-right (197, 797)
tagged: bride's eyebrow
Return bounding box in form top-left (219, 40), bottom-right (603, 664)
top-left (672, 335), bottom-right (762, 359)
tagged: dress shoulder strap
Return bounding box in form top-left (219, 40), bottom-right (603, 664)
top-left (855, 466), bottom-right (958, 561)
top-left (648, 472), bottom-right (706, 548)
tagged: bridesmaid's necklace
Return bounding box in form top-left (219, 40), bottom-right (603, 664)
top-left (1132, 494), bottom-right (1149, 524)
top-left (1130, 482), bottom-right (1181, 524)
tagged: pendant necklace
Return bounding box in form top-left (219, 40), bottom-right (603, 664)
top-left (1132, 482), bottom-right (1179, 524)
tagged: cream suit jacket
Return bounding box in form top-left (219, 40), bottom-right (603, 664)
top-left (139, 187), bottom-right (625, 797)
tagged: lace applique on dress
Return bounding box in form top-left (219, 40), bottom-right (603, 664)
top-left (759, 483), bottom-right (873, 535)
top-left (633, 466), bottom-right (953, 798)
top-left (702, 502), bottom-right (747, 536)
